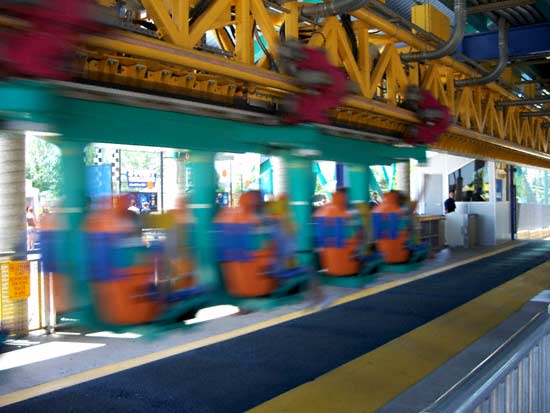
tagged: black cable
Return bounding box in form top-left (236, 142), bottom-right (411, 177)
top-left (189, 0), bottom-right (211, 26)
top-left (340, 14), bottom-right (358, 61)
top-left (254, 24), bottom-right (279, 72)
top-left (215, 27), bottom-right (235, 49)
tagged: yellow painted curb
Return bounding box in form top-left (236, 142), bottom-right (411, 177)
top-left (249, 261), bottom-right (550, 413)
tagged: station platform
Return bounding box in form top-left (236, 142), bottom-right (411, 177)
top-left (0, 241), bottom-right (549, 413)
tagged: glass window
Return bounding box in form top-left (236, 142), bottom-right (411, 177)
top-left (448, 160), bottom-right (489, 202)
top-left (515, 167), bottom-right (548, 204)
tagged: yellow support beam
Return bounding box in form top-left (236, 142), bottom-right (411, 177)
top-left (213, 28), bottom-right (235, 53)
top-left (336, 23), bottom-right (367, 95)
top-left (236, 0), bottom-right (252, 64)
top-left (369, 44), bottom-right (395, 97)
top-left (141, 0), bottom-right (187, 47)
top-left (357, 24), bottom-right (371, 89)
top-left (353, 9), bottom-right (515, 100)
top-left (284, 2), bottom-right (300, 40)
top-left (173, 0), bottom-right (190, 35)
top-left (250, 0), bottom-right (279, 52)
top-left (188, 0), bottom-right (230, 49)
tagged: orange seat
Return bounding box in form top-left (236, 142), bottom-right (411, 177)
top-left (84, 195), bottom-right (160, 325)
top-left (214, 192), bottom-right (277, 297)
top-left (313, 192), bottom-right (361, 276)
top-left (372, 191), bottom-right (411, 264)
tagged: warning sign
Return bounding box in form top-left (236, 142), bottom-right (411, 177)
top-left (8, 261), bottom-right (30, 300)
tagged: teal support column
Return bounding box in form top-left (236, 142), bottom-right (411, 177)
top-left (286, 156), bottom-right (314, 267)
top-left (348, 164), bottom-right (369, 206)
top-left (189, 150), bottom-right (218, 288)
top-left (57, 140), bottom-right (90, 310)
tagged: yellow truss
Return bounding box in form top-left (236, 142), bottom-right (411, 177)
top-left (6, 1), bottom-right (550, 166)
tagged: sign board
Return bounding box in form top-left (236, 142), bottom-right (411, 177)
top-left (8, 261), bottom-right (30, 300)
top-left (86, 164), bottom-right (112, 200)
top-left (496, 179), bottom-right (503, 202)
top-left (126, 170), bottom-right (157, 189)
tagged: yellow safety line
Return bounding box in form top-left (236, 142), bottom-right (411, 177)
top-left (249, 261), bottom-right (550, 413)
top-left (0, 242), bottom-right (522, 407)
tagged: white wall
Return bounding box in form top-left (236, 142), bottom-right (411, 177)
top-left (270, 156), bottom-right (286, 196)
top-left (162, 154), bottom-right (179, 211)
top-left (415, 153), bottom-right (515, 246)
top-left (413, 151), bottom-right (474, 215)
top-left (495, 202), bottom-right (512, 243)
top-left (518, 203), bottom-right (550, 231)
top-left (457, 202), bottom-right (496, 246)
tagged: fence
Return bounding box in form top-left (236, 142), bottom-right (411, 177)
top-left (420, 310), bottom-right (550, 413)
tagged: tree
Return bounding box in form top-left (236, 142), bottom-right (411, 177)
top-left (25, 136), bottom-right (61, 196)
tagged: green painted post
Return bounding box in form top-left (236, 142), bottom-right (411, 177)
top-left (286, 156), bottom-right (314, 267)
top-left (189, 150), bottom-right (218, 288)
top-left (348, 164), bottom-right (369, 206)
top-left (57, 140), bottom-right (90, 310)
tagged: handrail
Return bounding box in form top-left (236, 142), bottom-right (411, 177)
top-left (420, 310), bottom-right (550, 413)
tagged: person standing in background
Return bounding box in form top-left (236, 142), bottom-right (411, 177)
top-left (444, 190), bottom-right (456, 214)
top-left (369, 191), bottom-right (381, 209)
top-left (140, 201), bottom-right (151, 215)
top-left (26, 206), bottom-right (37, 250)
top-left (128, 199), bottom-right (140, 215)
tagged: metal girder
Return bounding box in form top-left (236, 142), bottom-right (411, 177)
top-left (520, 111), bottom-right (550, 117)
top-left (351, 8), bottom-right (514, 99)
top-left (515, 78), bottom-right (550, 85)
top-left (73, 13), bottom-right (550, 160)
top-left (2, 1), bottom-right (550, 166)
top-left (496, 97), bottom-right (550, 107)
top-left (140, 0), bottom-right (188, 46)
top-left (467, 0), bottom-right (536, 14)
top-left (459, 23), bottom-right (550, 61)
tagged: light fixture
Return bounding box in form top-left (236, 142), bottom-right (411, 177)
top-left (291, 148), bottom-right (322, 157)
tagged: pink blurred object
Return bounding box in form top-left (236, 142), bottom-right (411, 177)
top-left (1, 0), bottom-right (101, 79)
top-left (405, 89), bottom-right (451, 145)
top-left (283, 47), bottom-right (348, 125)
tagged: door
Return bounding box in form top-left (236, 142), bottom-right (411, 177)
top-left (424, 174), bottom-right (444, 215)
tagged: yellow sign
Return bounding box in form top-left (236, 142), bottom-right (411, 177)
top-left (8, 261), bottom-right (30, 301)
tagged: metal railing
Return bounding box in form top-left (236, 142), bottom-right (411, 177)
top-left (421, 309), bottom-right (550, 413)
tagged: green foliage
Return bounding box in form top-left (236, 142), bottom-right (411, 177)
top-left (25, 136), bottom-right (61, 196)
top-left (83, 144), bottom-right (97, 166)
top-left (314, 175), bottom-right (324, 194)
top-left (371, 166), bottom-right (389, 193)
top-left (515, 167), bottom-right (548, 204)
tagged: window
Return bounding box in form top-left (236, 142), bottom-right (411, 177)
top-left (515, 167), bottom-right (549, 204)
top-left (448, 160), bottom-right (489, 202)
